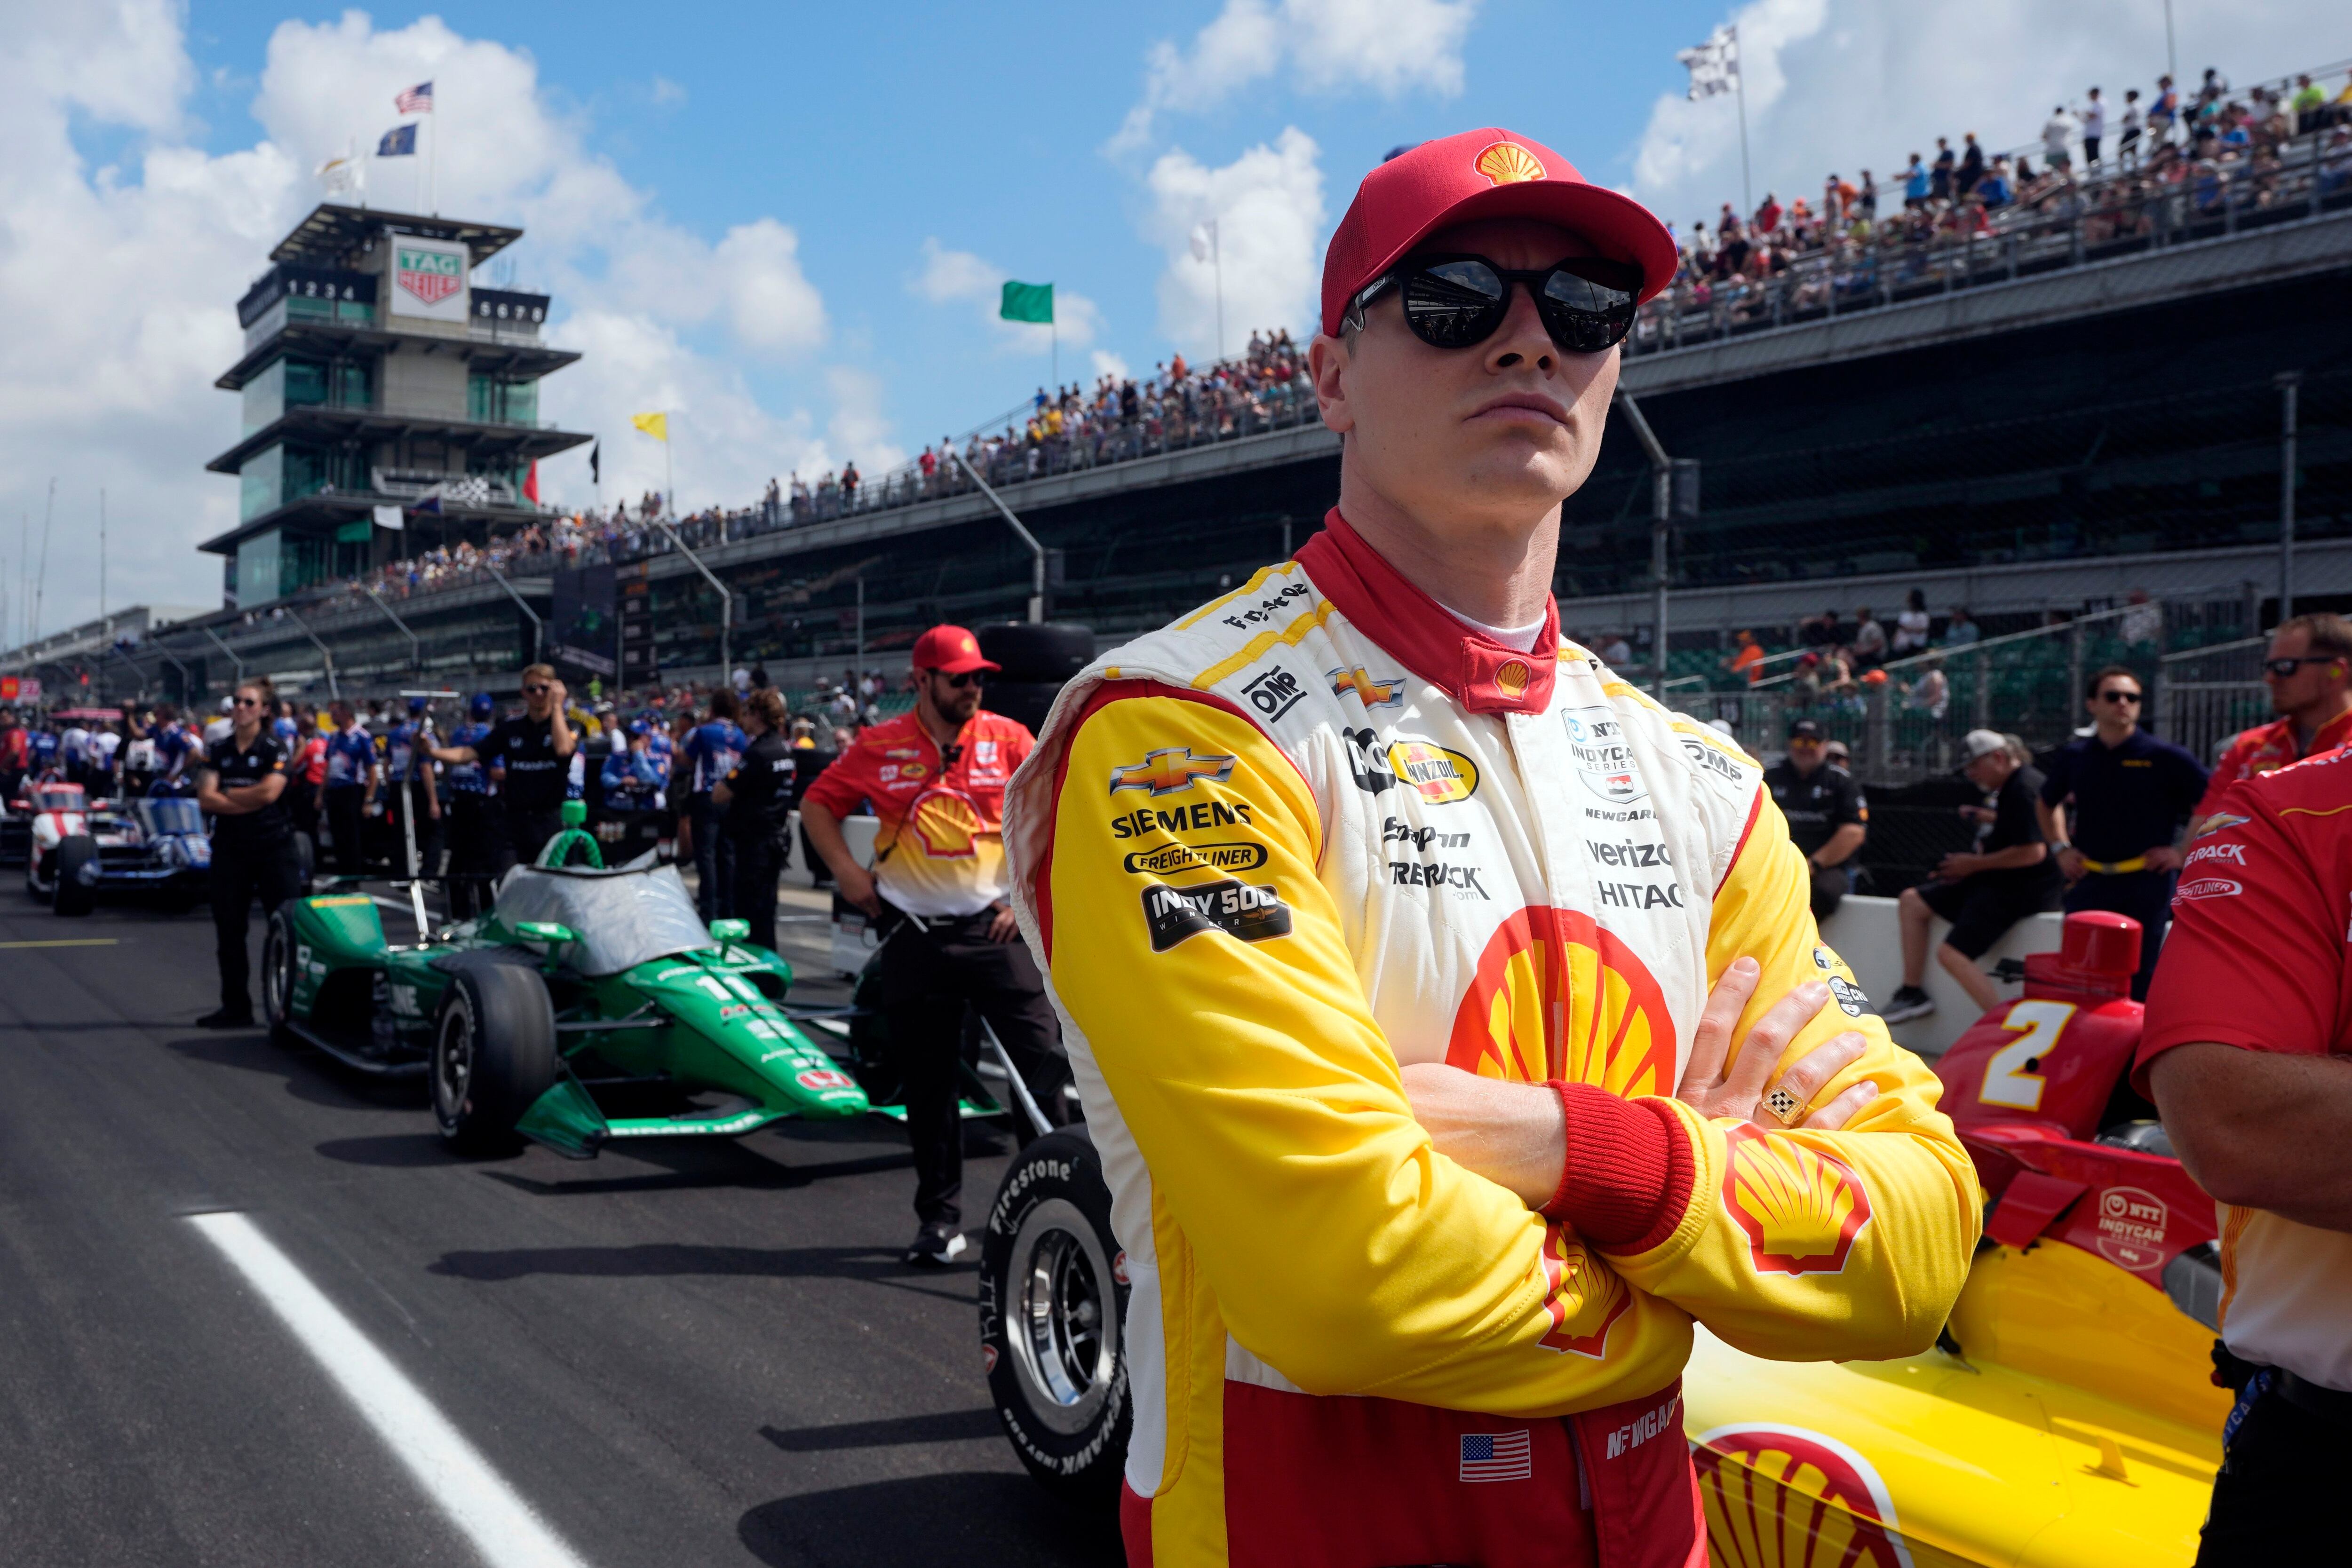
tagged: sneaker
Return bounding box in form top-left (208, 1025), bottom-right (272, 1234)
top-left (1880, 985), bottom-right (1935, 1024)
top-left (904, 1223), bottom-right (968, 1267)
top-left (196, 1007), bottom-right (257, 1030)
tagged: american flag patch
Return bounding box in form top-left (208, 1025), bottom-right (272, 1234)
top-left (1459, 1430), bottom-right (1532, 1482)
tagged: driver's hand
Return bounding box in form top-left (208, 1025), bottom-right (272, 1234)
top-left (986, 904), bottom-right (1021, 943)
top-left (546, 678), bottom-right (568, 711)
top-left (1677, 957), bottom-right (1877, 1131)
top-left (837, 863), bottom-right (883, 919)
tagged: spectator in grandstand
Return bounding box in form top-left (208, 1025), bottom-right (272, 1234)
top-left (2192, 612), bottom-right (2352, 829)
top-left (1957, 133), bottom-right (1986, 195)
top-left (1931, 137), bottom-right (1956, 201)
top-left (2121, 588), bottom-right (2162, 647)
top-left (1791, 651), bottom-right (1824, 706)
top-left (1904, 152), bottom-right (1931, 208)
top-left (1850, 606), bottom-right (1888, 669)
top-left (1891, 589), bottom-right (1933, 655)
top-left (1857, 169), bottom-right (1878, 220)
top-left (2082, 88), bottom-right (2107, 166)
top-left (1884, 728), bottom-right (2063, 1022)
top-left (1722, 628), bottom-right (1765, 685)
top-left (2120, 88), bottom-right (2145, 165)
top-left (2037, 665), bottom-right (2209, 998)
top-left (2150, 75), bottom-right (2180, 143)
top-left (1766, 718), bottom-right (1868, 919)
top-left (1941, 606), bottom-right (1981, 647)
top-left (1753, 191), bottom-right (1782, 233)
top-left (1599, 632), bottom-right (1633, 666)
top-left (1801, 607), bottom-right (1841, 649)
top-left (1904, 657), bottom-right (1950, 720)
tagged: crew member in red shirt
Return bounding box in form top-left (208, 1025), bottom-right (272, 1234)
top-left (2139, 750), bottom-right (2352, 1563)
top-left (2190, 612), bottom-right (2352, 830)
top-left (800, 624), bottom-right (1073, 1265)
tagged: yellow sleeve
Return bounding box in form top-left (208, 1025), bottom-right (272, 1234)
top-left (1607, 793), bottom-right (1982, 1361)
top-left (1047, 689), bottom-right (1691, 1413)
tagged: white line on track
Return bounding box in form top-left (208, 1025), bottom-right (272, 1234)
top-left (189, 1211), bottom-right (589, 1568)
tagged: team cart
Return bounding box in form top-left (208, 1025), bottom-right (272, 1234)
top-left (262, 801), bottom-right (871, 1153)
top-left (979, 911), bottom-right (2234, 1564)
top-left (16, 779), bottom-right (212, 916)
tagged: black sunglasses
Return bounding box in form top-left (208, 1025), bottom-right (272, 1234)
top-left (2265, 656), bottom-right (2343, 677)
top-left (2096, 689), bottom-right (2142, 703)
top-left (1347, 252), bottom-right (1643, 355)
top-left (930, 670), bottom-right (985, 689)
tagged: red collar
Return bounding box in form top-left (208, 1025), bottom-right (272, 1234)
top-left (1295, 509), bottom-right (1558, 715)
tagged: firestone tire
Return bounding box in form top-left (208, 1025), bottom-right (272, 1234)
top-left (261, 909), bottom-right (300, 1050)
top-left (430, 962), bottom-right (558, 1156)
top-left (979, 1128), bottom-right (1130, 1507)
top-left (51, 835), bottom-right (98, 917)
top-left (976, 622), bottom-right (1096, 684)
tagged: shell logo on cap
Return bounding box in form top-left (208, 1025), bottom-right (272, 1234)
top-left (961, 636), bottom-right (976, 652)
top-left (1476, 141), bottom-right (1546, 187)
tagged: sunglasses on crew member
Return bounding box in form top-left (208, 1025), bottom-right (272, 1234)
top-left (2264, 656), bottom-right (2344, 678)
top-left (928, 669), bottom-right (986, 689)
top-left (2096, 688), bottom-right (2142, 703)
top-left (524, 683), bottom-right (552, 695)
top-left (1345, 252), bottom-right (1644, 355)
top-left (233, 695), bottom-right (262, 707)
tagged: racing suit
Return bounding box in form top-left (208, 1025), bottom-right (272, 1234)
top-left (2191, 705), bottom-right (2352, 830)
top-left (2136, 750), bottom-right (2352, 1562)
top-left (1003, 513), bottom-right (1980, 1568)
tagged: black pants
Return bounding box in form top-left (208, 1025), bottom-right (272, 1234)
top-left (442, 793), bottom-right (498, 919)
top-left (728, 832), bottom-right (782, 951)
top-left (324, 788), bottom-right (366, 875)
top-left (1807, 862), bottom-right (1853, 921)
top-left (212, 834), bottom-right (301, 1014)
top-left (2063, 868), bottom-right (2174, 1000)
top-left (494, 808), bottom-right (564, 874)
top-left (690, 793), bottom-right (736, 921)
top-left (800, 821), bottom-right (833, 887)
top-left (2198, 1376), bottom-right (2352, 1563)
top-left (876, 909), bottom-right (1072, 1229)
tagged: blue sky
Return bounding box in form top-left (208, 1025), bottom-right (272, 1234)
top-left (1, 0), bottom-right (2330, 633)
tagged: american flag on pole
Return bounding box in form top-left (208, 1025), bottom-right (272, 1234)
top-left (1459, 1430), bottom-right (1532, 1483)
top-left (394, 80), bottom-right (434, 114)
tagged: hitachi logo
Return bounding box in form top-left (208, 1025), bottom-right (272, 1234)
top-left (1598, 880), bottom-right (1683, 909)
top-left (1603, 1391), bottom-right (1682, 1459)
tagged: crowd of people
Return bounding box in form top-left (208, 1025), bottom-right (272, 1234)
top-left (1645, 63), bottom-right (2352, 338)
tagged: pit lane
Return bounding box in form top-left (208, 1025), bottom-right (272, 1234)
top-left (0, 887), bottom-right (1120, 1568)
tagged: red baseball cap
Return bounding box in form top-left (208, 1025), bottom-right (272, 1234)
top-left (911, 624), bottom-right (999, 675)
top-left (1319, 129), bottom-right (1677, 337)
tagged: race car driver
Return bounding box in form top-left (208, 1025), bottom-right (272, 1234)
top-left (1000, 129), bottom-right (1979, 1568)
top-left (2138, 750), bottom-right (2352, 1563)
top-left (2190, 611), bottom-right (2352, 830)
top-left (800, 625), bottom-right (1074, 1265)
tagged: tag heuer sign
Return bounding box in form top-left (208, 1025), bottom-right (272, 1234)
top-left (396, 246), bottom-right (464, 306)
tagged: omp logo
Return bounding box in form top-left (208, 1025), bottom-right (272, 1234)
top-left (1693, 1425), bottom-right (1914, 1568)
top-left (395, 246), bottom-right (463, 305)
top-left (908, 792), bottom-right (983, 858)
top-left (1601, 1390), bottom-right (1682, 1458)
top-left (1121, 841), bottom-right (1268, 875)
top-left (1241, 665), bottom-right (1307, 721)
top-left (1108, 748), bottom-right (1235, 797)
top-left (1389, 738), bottom-right (1479, 804)
top-left (1535, 1228), bottom-right (1631, 1357)
top-left (1328, 666), bottom-right (1405, 707)
top-left (1446, 905), bottom-right (1675, 1096)
top-left (1722, 1125), bottom-right (1874, 1276)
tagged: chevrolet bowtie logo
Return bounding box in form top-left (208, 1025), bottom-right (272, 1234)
top-left (1328, 666), bottom-right (1404, 707)
top-left (1108, 747), bottom-right (1237, 797)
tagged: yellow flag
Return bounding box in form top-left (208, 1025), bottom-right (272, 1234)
top-left (631, 411), bottom-right (668, 441)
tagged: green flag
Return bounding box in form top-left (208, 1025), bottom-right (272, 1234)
top-left (1000, 280), bottom-right (1054, 325)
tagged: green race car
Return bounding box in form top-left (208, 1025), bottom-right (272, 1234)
top-left (260, 807), bottom-right (870, 1155)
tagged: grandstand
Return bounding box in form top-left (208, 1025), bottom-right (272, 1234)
top-left (3, 59), bottom-right (2345, 799)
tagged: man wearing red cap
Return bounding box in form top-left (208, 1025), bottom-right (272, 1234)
top-left (1001, 130), bottom-right (1977, 1566)
top-left (802, 624), bottom-right (1072, 1265)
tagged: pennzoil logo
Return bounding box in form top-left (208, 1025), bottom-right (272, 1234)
top-left (1329, 666), bottom-right (1405, 707)
top-left (1722, 1125), bottom-right (1873, 1276)
top-left (1389, 738), bottom-right (1479, 804)
top-left (1447, 905), bottom-right (1675, 1096)
top-left (1108, 748), bottom-right (1235, 797)
top-left (1475, 142), bottom-right (1546, 187)
top-left (1536, 1228), bottom-right (1630, 1357)
top-left (1693, 1425), bottom-right (1913, 1568)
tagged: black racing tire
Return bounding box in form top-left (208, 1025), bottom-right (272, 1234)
top-left (979, 1128), bottom-right (1130, 1506)
top-left (51, 835), bottom-right (97, 917)
top-left (262, 908), bottom-right (300, 1050)
top-left (982, 680), bottom-right (1065, 740)
top-left (430, 962), bottom-right (558, 1156)
top-left (977, 621), bottom-right (1096, 684)
top-left (291, 830), bottom-right (317, 892)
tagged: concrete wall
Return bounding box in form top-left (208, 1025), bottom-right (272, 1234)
top-left (1819, 893), bottom-right (2067, 1059)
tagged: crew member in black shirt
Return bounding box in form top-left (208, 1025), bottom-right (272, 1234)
top-left (1764, 717), bottom-right (1868, 919)
top-left (712, 687), bottom-right (795, 951)
top-left (2036, 665), bottom-right (2209, 998)
top-left (194, 678), bottom-right (300, 1028)
top-left (426, 663), bottom-right (576, 873)
top-left (1885, 729), bottom-right (2062, 1023)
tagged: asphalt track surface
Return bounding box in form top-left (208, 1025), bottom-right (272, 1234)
top-left (0, 884), bottom-right (1122, 1568)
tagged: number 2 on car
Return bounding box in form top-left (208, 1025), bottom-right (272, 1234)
top-left (1980, 999), bottom-right (2076, 1112)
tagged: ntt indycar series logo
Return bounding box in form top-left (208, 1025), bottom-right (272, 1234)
top-left (1562, 706), bottom-right (1647, 804)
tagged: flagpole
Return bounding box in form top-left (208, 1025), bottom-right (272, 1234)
top-left (1733, 26), bottom-right (1752, 221)
top-left (665, 416), bottom-right (675, 520)
top-left (428, 97), bottom-right (437, 215)
top-left (1213, 221), bottom-right (1225, 362)
top-left (98, 488), bottom-right (106, 628)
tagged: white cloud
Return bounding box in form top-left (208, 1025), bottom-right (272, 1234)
top-left (1142, 129), bottom-right (1327, 358)
top-left (1112, 0), bottom-right (1478, 152)
top-left (1629, 0), bottom-right (2336, 230)
top-left (1091, 350), bottom-right (1132, 381)
top-left (823, 367), bottom-right (905, 473)
top-left (649, 76), bottom-right (688, 108)
top-left (910, 238), bottom-right (1107, 360)
top-left (0, 5), bottom-right (865, 637)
